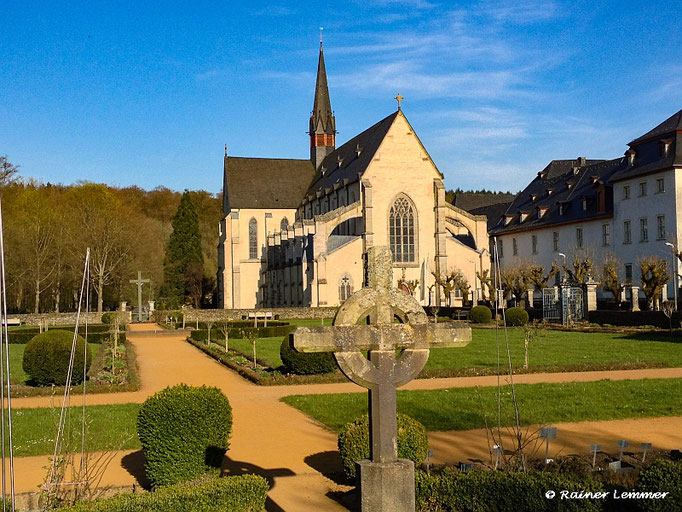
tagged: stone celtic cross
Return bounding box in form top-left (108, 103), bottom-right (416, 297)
top-left (293, 246), bottom-right (471, 511)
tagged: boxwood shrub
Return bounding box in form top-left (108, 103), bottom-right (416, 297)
top-left (338, 414), bottom-right (428, 479)
top-left (57, 474), bottom-right (268, 512)
top-left (468, 305), bottom-right (492, 324)
top-left (635, 459), bottom-right (682, 511)
top-left (415, 468), bottom-right (605, 511)
top-left (279, 336), bottom-right (337, 375)
top-left (137, 385), bottom-right (232, 488)
top-left (22, 330), bottom-right (92, 386)
top-left (505, 307), bottom-right (529, 326)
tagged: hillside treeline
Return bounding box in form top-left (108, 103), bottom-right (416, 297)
top-left (2, 180), bottom-right (221, 313)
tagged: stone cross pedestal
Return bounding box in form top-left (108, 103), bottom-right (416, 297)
top-left (293, 247), bottom-right (471, 511)
top-left (129, 271), bottom-right (150, 323)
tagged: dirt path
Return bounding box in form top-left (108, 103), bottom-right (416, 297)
top-left (9, 324), bottom-right (682, 511)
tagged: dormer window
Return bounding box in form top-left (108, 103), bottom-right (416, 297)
top-left (581, 197), bottom-right (587, 211)
top-left (538, 171), bottom-right (547, 179)
top-left (337, 155), bottom-right (344, 166)
top-left (660, 139), bottom-right (672, 157)
top-left (356, 144), bottom-right (363, 157)
top-left (566, 182), bottom-right (574, 190)
top-left (558, 202), bottom-right (565, 216)
top-left (503, 215), bottom-right (514, 226)
top-left (537, 206), bottom-right (549, 219)
top-left (530, 193), bottom-right (539, 202)
top-left (626, 149), bottom-right (636, 166)
top-left (320, 165), bottom-right (327, 175)
top-left (591, 176), bottom-right (600, 184)
top-left (547, 188), bottom-right (555, 197)
top-left (519, 211), bottom-right (530, 223)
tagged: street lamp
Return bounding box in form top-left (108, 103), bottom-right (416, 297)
top-left (665, 242), bottom-right (678, 310)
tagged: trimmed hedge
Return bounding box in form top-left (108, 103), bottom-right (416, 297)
top-left (190, 325), bottom-right (295, 342)
top-left (505, 307), bottom-right (529, 326)
top-left (22, 330), bottom-right (92, 386)
top-left (415, 468), bottom-right (605, 512)
top-left (137, 385), bottom-right (232, 488)
top-left (57, 474), bottom-right (269, 512)
top-left (468, 305), bottom-right (492, 324)
top-left (588, 310), bottom-right (681, 329)
top-left (635, 459), bottom-right (682, 511)
top-left (338, 414), bottom-right (428, 479)
top-left (8, 329), bottom-right (123, 345)
top-left (280, 337), bottom-right (337, 375)
top-left (197, 320), bottom-right (289, 329)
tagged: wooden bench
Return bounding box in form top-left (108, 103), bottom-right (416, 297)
top-left (6, 318), bottom-right (21, 327)
top-left (246, 311), bottom-right (273, 320)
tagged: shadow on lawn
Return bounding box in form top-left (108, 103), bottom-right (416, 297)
top-left (614, 332), bottom-right (682, 343)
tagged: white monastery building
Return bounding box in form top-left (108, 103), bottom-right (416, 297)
top-left (489, 109), bottom-right (682, 301)
top-left (217, 43), bottom-right (489, 309)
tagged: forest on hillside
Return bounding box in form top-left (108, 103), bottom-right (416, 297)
top-left (1, 158), bottom-right (222, 314)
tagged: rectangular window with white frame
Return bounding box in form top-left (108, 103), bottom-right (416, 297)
top-left (656, 177), bottom-right (665, 194)
top-left (639, 181), bottom-right (647, 197)
top-left (513, 237), bottom-right (518, 256)
top-left (602, 224), bottom-right (610, 246)
top-left (532, 235), bottom-right (537, 254)
top-left (497, 239), bottom-right (503, 258)
top-left (552, 231), bottom-right (559, 252)
top-left (623, 220), bottom-right (631, 244)
top-left (623, 185), bottom-right (630, 200)
top-left (657, 215), bottom-right (666, 240)
top-left (576, 227), bottom-right (583, 248)
top-left (640, 217), bottom-right (648, 242)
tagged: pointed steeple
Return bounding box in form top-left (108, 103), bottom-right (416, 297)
top-left (310, 41), bottom-right (336, 170)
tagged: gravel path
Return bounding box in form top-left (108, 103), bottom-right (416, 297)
top-left (8, 324), bottom-right (682, 511)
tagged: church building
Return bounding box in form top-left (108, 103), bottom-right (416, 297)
top-left (217, 43), bottom-right (490, 309)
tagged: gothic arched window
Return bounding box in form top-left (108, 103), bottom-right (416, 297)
top-left (248, 218), bottom-right (258, 259)
top-left (280, 217), bottom-right (289, 231)
top-left (389, 196), bottom-right (416, 263)
top-left (339, 274), bottom-right (353, 302)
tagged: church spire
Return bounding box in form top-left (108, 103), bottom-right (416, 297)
top-left (310, 41), bottom-right (336, 170)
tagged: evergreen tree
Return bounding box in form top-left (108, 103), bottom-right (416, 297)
top-left (160, 191), bottom-right (204, 308)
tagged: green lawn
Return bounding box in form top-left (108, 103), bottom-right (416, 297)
top-left (9, 343), bottom-right (100, 385)
top-left (8, 403), bottom-right (140, 457)
top-left (221, 327), bottom-right (682, 372)
top-left (282, 378), bottom-right (682, 432)
top-left (425, 328), bottom-right (682, 371)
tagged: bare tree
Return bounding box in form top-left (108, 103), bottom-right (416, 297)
top-left (639, 255), bottom-right (671, 311)
top-left (0, 155), bottom-right (19, 184)
top-left (662, 301), bottom-right (675, 332)
top-left (525, 262), bottom-right (559, 290)
top-left (601, 253), bottom-right (625, 303)
top-left (476, 269), bottom-right (492, 301)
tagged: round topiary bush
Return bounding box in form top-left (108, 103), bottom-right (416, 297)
top-left (337, 413), bottom-right (429, 479)
top-left (505, 307), bottom-right (529, 326)
top-left (280, 337), bottom-right (337, 375)
top-left (22, 330), bottom-right (92, 386)
top-left (101, 312), bottom-right (117, 324)
top-left (468, 305), bottom-right (492, 324)
top-left (137, 384), bottom-right (232, 488)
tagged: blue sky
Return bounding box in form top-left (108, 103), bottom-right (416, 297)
top-left (1, 0), bottom-right (681, 193)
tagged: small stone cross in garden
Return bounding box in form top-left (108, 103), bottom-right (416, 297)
top-left (293, 246), bottom-right (471, 512)
top-left (129, 271), bottom-right (150, 323)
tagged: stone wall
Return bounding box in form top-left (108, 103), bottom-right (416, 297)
top-left (8, 311), bottom-right (130, 326)
top-left (152, 307), bottom-right (338, 323)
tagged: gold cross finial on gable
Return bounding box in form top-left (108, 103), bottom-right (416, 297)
top-left (394, 93), bottom-right (404, 111)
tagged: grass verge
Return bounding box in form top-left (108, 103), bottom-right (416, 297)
top-left (9, 403), bottom-right (141, 457)
top-left (281, 378), bottom-right (682, 432)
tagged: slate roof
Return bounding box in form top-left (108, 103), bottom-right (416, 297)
top-left (490, 157), bottom-right (624, 235)
top-left (453, 192), bottom-right (516, 212)
top-left (223, 157), bottom-right (314, 211)
top-left (304, 111), bottom-right (400, 199)
top-left (629, 109), bottom-right (682, 145)
top-left (469, 201), bottom-right (513, 231)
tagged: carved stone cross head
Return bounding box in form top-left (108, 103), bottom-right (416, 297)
top-left (293, 246), bottom-right (471, 463)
